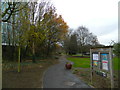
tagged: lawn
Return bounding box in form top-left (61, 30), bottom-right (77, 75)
top-left (71, 54), bottom-right (90, 57)
top-left (67, 57), bottom-right (90, 68)
top-left (113, 57), bottom-right (119, 71)
top-left (72, 54), bottom-right (82, 56)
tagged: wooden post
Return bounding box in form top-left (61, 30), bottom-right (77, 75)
top-left (0, 19), bottom-right (2, 90)
top-left (0, 3), bottom-right (2, 89)
top-left (98, 52), bottom-right (101, 69)
top-left (90, 49), bottom-right (93, 85)
top-left (109, 47), bottom-right (114, 88)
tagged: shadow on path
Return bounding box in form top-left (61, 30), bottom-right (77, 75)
top-left (43, 55), bottom-right (93, 88)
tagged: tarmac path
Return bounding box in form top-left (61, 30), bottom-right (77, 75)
top-left (43, 55), bottom-right (93, 88)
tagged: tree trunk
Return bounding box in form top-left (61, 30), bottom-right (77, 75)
top-left (12, 14), bottom-right (15, 46)
top-left (6, 23), bottom-right (11, 46)
top-left (18, 46), bottom-right (21, 72)
top-left (11, 14), bottom-right (15, 60)
top-left (81, 50), bottom-right (83, 57)
top-left (47, 43), bottom-right (50, 56)
top-left (32, 41), bottom-right (35, 63)
top-left (22, 45), bottom-right (28, 59)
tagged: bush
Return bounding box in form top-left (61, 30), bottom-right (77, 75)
top-left (113, 43), bottom-right (120, 57)
top-left (2, 45), bottom-right (18, 61)
top-left (54, 56), bottom-right (59, 59)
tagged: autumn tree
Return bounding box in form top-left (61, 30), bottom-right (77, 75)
top-left (36, 3), bottom-right (69, 56)
top-left (2, 1), bottom-right (69, 63)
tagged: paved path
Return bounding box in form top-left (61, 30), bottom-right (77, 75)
top-left (43, 55), bottom-right (93, 88)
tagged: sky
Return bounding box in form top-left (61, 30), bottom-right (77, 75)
top-left (50, 0), bottom-right (119, 46)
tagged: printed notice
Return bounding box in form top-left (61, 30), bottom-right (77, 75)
top-left (101, 54), bottom-right (108, 61)
top-left (93, 61), bottom-right (98, 66)
top-left (93, 54), bottom-right (99, 60)
top-left (102, 61), bottom-right (108, 70)
top-left (101, 53), bottom-right (109, 70)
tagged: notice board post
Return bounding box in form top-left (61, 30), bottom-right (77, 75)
top-left (90, 46), bottom-right (114, 88)
top-left (109, 47), bottom-right (114, 88)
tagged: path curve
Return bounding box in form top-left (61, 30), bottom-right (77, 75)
top-left (43, 55), bottom-right (93, 88)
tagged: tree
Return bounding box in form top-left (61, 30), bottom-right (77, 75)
top-left (2, 1), bottom-right (69, 64)
top-left (2, 2), bottom-right (28, 22)
top-left (63, 29), bottom-right (73, 54)
top-left (40, 7), bottom-right (68, 56)
top-left (1, 2), bottom-right (29, 62)
top-left (76, 26), bottom-right (99, 55)
top-left (63, 26), bottom-right (99, 55)
top-left (15, 3), bottom-right (30, 72)
top-left (113, 43), bottom-right (120, 57)
top-left (76, 26), bottom-right (89, 55)
top-left (69, 33), bottom-right (78, 55)
top-left (63, 29), bottom-right (79, 55)
top-left (63, 36), bottom-right (70, 54)
top-left (29, 2), bottom-right (38, 63)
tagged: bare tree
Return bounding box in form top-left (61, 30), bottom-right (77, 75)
top-left (76, 26), bottom-right (89, 46)
top-left (76, 26), bottom-right (99, 55)
top-left (2, 2), bottom-right (28, 22)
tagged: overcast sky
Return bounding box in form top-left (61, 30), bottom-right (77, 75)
top-left (50, 0), bottom-right (119, 46)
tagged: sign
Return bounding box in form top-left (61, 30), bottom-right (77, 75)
top-left (93, 54), bottom-right (99, 60)
top-left (101, 54), bottom-right (108, 61)
top-left (101, 54), bottom-right (109, 70)
top-left (93, 61), bottom-right (98, 66)
top-left (102, 61), bottom-right (108, 70)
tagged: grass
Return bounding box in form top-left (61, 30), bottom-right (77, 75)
top-left (113, 57), bottom-right (119, 71)
top-left (67, 57), bottom-right (90, 68)
top-left (71, 54), bottom-right (90, 57)
top-left (72, 54), bottom-right (82, 56)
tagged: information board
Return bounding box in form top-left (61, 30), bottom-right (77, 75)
top-left (90, 46), bottom-right (114, 88)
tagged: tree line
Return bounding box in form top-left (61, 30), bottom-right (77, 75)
top-left (2, 1), bottom-right (118, 62)
top-left (63, 26), bottom-right (104, 55)
top-left (2, 1), bottom-right (68, 62)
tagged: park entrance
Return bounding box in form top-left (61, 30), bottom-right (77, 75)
top-left (90, 46), bottom-right (114, 88)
